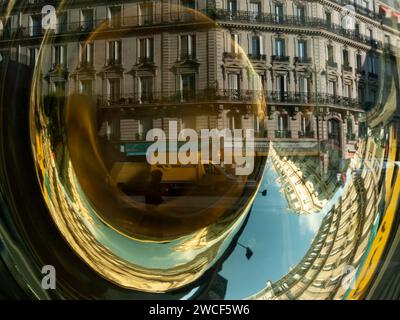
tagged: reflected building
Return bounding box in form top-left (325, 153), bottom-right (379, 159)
top-left (0, 0), bottom-right (399, 298)
top-left (0, 0), bottom-right (398, 171)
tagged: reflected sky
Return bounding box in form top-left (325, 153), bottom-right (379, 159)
top-left (221, 158), bottom-right (325, 299)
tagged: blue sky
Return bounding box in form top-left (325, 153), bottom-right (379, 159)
top-left (220, 160), bottom-right (325, 299)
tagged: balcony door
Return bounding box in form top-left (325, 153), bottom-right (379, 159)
top-left (275, 4), bottom-right (284, 23)
top-left (139, 77), bottom-right (153, 103)
top-left (276, 75), bottom-right (287, 101)
top-left (275, 38), bottom-right (285, 58)
top-left (108, 78), bottom-right (120, 103)
top-left (181, 74), bottom-right (195, 101)
top-left (249, 1), bottom-right (261, 21)
top-left (228, 73), bottom-right (240, 100)
top-left (227, 0), bottom-right (237, 18)
top-left (298, 41), bottom-right (307, 60)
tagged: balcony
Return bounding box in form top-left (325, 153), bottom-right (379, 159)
top-left (294, 57), bottom-right (312, 64)
top-left (299, 131), bottom-right (315, 139)
top-left (137, 57), bottom-right (155, 64)
top-left (326, 60), bottom-right (338, 69)
top-left (223, 52), bottom-right (242, 60)
top-left (96, 89), bottom-right (362, 110)
top-left (271, 55), bottom-right (290, 63)
top-left (106, 59), bottom-right (122, 66)
top-left (342, 64), bottom-right (353, 73)
top-left (247, 53), bottom-right (267, 61)
top-left (211, 9), bottom-right (383, 49)
top-left (179, 53), bottom-right (197, 61)
top-left (275, 130), bottom-right (292, 139)
top-left (329, 0), bottom-right (378, 19)
top-left (356, 69), bottom-right (366, 76)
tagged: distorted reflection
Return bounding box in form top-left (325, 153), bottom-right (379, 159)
top-left (0, 0), bottom-right (396, 299)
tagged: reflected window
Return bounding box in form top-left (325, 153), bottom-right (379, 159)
top-left (108, 40), bottom-right (122, 65)
top-left (139, 38), bottom-right (154, 63)
top-left (181, 73), bottom-right (195, 101)
top-left (140, 2), bottom-right (153, 25)
top-left (275, 4), bottom-right (284, 23)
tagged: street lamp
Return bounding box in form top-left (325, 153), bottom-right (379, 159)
top-left (237, 242), bottom-right (254, 260)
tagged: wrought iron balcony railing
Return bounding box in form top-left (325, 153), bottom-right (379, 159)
top-left (247, 53), bottom-right (267, 61)
top-left (137, 57), bottom-right (155, 64)
top-left (327, 60), bottom-right (338, 68)
top-left (271, 55), bottom-right (290, 63)
top-left (212, 9), bottom-right (383, 49)
top-left (329, 0), bottom-right (378, 19)
top-left (275, 130), bottom-right (292, 139)
top-left (342, 64), bottom-right (353, 72)
top-left (299, 131), bottom-right (315, 138)
top-left (223, 52), bottom-right (243, 60)
top-left (294, 57), bottom-right (312, 64)
top-left (96, 90), bottom-right (362, 110)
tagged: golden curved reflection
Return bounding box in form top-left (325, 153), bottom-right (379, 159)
top-left (29, 4), bottom-right (267, 292)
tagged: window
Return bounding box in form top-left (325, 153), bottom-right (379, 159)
top-left (228, 73), bottom-right (240, 99)
top-left (108, 6), bottom-right (121, 28)
top-left (181, 0), bottom-right (196, 21)
top-left (328, 80), bottom-right (337, 97)
top-left (277, 114), bottom-right (288, 131)
top-left (275, 38), bottom-right (285, 57)
top-left (251, 35), bottom-right (263, 57)
top-left (276, 76), bottom-right (287, 100)
top-left (356, 54), bottom-right (362, 70)
top-left (299, 77), bottom-right (308, 94)
top-left (29, 15), bottom-right (42, 36)
top-left (355, 23), bottom-right (360, 36)
top-left (347, 118), bottom-right (353, 134)
top-left (181, 74), bottom-right (196, 101)
top-left (57, 12), bottom-right (67, 34)
top-left (367, 28), bottom-right (373, 41)
top-left (343, 49), bottom-right (349, 66)
top-left (140, 2), bottom-right (153, 25)
top-left (297, 6), bottom-right (305, 23)
top-left (81, 9), bottom-right (94, 30)
top-left (139, 77), bottom-right (153, 102)
top-left (227, 0), bottom-right (237, 18)
top-left (28, 47), bottom-right (39, 66)
top-left (298, 40), bottom-right (307, 59)
top-left (327, 45), bottom-right (334, 62)
top-left (328, 119), bottom-right (340, 140)
top-left (358, 85), bottom-right (365, 104)
top-left (344, 84), bottom-right (352, 98)
top-left (275, 4), bottom-right (284, 23)
top-left (182, 0), bottom-right (195, 9)
top-left (80, 43), bottom-right (93, 66)
top-left (108, 40), bottom-right (122, 64)
top-left (108, 78), bottom-right (120, 102)
top-left (325, 11), bottom-right (332, 26)
top-left (367, 55), bottom-right (375, 73)
top-left (80, 80), bottom-right (92, 95)
top-left (249, 1), bottom-right (261, 21)
top-left (53, 45), bottom-right (67, 67)
top-left (180, 34), bottom-right (196, 60)
top-left (139, 38), bottom-right (154, 63)
top-left (250, 71), bottom-right (262, 91)
top-left (230, 33), bottom-right (239, 54)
